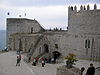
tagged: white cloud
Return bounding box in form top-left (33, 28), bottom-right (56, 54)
top-left (23, 6), bottom-right (68, 29)
top-left (0, 4), bottom-right (100, 30)
top-left (0, 5), bottom-right (68, 30)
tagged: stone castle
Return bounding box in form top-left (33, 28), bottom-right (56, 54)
top-left (6, 4), bottom-right (100, 61)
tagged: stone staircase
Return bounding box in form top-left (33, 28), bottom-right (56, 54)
top-left (37, 52), bottom-right (50, 59)
top-left (36, 52), bottom-right (46, 59)
top-left (27, 35), bottom-right (44, 60)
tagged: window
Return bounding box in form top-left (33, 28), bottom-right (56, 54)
top-left (88, 40), bottom-right (90, 48)
top-left (39, 47), bottom-right (41, 54)
top-left (85, 39), bottom-right (90, 48)
top-left (85, 40), bottom-right (87, 48)
top-left (44, 44), bottom-right (49, 53)
top-left (55, 44), bottom-right (58, 49)
top-left (31, 27), bottom-right (33, 33)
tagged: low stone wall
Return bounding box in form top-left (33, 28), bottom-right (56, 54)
top-left (56, 65), bottom-right (81, 75)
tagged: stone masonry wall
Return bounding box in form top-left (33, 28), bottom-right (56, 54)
top-left (68, 8), bottom-right (100, 34)
top-left (7, 18), bottom-right (43, 50)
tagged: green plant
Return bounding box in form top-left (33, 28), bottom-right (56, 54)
top-left (65, 53), bottom-right (78, 68)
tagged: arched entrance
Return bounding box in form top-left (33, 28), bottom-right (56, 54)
top-left (52, 51), bottom-right (61, 63)
top-left (19, 38), bottom-right (22, 51)
top-left (52, 51), bottom-right (61, 59)
top-left (44, 44), bottom-right (49, 53)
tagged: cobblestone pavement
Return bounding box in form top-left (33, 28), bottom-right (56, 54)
top-left (0, 51), bottom-right (35, 75)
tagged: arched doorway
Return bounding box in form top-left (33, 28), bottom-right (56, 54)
top-left (44, 44), bottom-right (49, 53)
top-left (19, 38), bottom-right (22, 51)
top-left (52, 51), bottom-right (61, 63)
top-left (52, 51), bottom-right (61, 59)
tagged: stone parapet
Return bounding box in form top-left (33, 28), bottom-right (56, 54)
top-left (56, 65), bottom-right (81, 75)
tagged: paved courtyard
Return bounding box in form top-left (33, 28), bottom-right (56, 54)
top-left (0, 51), bottom-right (35, 75)
top-left (27, 59), bottom-right (100, 75)
top-left (28, 62), bottom-right (64, 75)
top-left (0, 51), bottom-right (100, 75)
top-left (75, 60), bottom-right (100, 75)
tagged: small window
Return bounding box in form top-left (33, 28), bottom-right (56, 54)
top-left (85, 39), bottom-right (90, 48)
top-left (88, 40), bottom-right (90, 48)
top-left (55, 44), bottom-right (58, 49)
top-left (85, 40), bottom-right (88, 48)
top-left (31, 27), bottom-right (33, 33)
top-left (39, 47), bottom-right (41, 54)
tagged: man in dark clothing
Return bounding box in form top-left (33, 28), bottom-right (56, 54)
top-left (16, 54), bottom-right (21, 66)
top-left (86, 63), bottom-right (95, 75)
top-left (80, 67), bottom-right (85, 75)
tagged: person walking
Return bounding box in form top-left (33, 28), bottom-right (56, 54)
top-left (86, 63), bottom-right (95, 75)
top-left (16, 54), bottom-right (21, 66)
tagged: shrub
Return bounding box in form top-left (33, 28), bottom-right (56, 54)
top-left (65, 53), bottom-right (78, 68)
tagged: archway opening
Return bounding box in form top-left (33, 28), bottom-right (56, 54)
top-left (52, 51), bottom-right (61, 59)
top-left (44, 44), bottom-right (49, 53)
top-left (19, 38), bottom-right (22, 51)
top-left (52, 51), bottom-right (61, 63)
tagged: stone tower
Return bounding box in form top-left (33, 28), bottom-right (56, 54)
top-left (68, 4), bottom-right (100, 35)
top-left (67, 4), bottom-right (100, 61)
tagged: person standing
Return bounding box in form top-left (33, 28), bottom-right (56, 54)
top-left (17, 49), bottom-right (20, 55)
top-left (16, 54), bottom-right (21, 66)
top-left (86, 63), bottom-right (95, 75)
top-left (41, 60), bottom-right (45, 67)
top-left (19, 54), bottom-right (21, 62)
top-left (51, 58), bottom-right (54, 64)
top-left (80, 67), bottom-right (85, 75)
top-left (32, 58), bottom-right (36, 66)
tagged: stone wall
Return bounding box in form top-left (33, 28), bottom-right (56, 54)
top-left (67, 5), bottom-right (100, 61)
top-left (31, 31), bottom-right (70, 58)
top-left (6, 18), bottom-right (44, 50)
top-left (10, 33), bottom-right (42, 52)
top-left (30, 31), bottom-right (100, 61)
top-left (68, 6), bottom-right (100, 34)
top-left (56, 65), bottom-right (81, 75)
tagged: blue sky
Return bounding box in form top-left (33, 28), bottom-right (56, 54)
top-left (0, 0), bottom-right (100, 30)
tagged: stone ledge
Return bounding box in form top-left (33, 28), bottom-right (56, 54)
top-left (56, 65), bottom-right (81, 75)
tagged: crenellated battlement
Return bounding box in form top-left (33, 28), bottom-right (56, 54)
top-left (68, 4), bottom-right (100, 35)
top-left (68, 4), bottom-right (98, 12)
